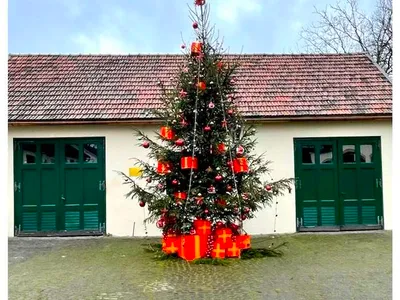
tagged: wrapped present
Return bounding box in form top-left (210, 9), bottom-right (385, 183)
top-left (160, 126), bottom-right (175, 140)
top-left (174, 191), bottom-right (187, 200)
top-left (236, 234), bottom-right (251, 249)
top-left (226, 242), bottom-right (241, 258)
top-left (157, 161), bottom-right (172, 174)
top-left (214, 227), bottom-right (233, 248)
top-left (211, 242), bottom-right (226, 259)
top-left (178, 234), bottom-right (207, 261)
top-left (191, 41), bottom-right (202, 56)
top-left (193, 219), bottom-right (211, 236)
top-left (181, 157), bottom-right (198, 170)
top-left (162, 235), bottom-right (180, 254)
top-left (233, 157), bottom-right (249, 174)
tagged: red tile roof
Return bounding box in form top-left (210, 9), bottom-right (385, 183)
top-left (8, 53), bottom-right (392, 122)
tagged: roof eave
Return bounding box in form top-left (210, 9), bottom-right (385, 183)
top-left (8, 114), bottom-right (392, 126)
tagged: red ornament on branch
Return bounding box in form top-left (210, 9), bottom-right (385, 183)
top-left (142, 141), bottom-right (150, 148)
top-left (194, 0), bottom-right (205, 5)
top-left (217, 143), bottom-right (226, 153)
top-left (265, 185), bottom-right (272, 191)
top-left (216, 61), bottom-right (223, 71)
top-left (197, 81), bottom-right (206, 91)
top-left (175, 138), bottom-right (185, 146)
top-left (236, 145), bottom-right (245, 156)
top-left (172, 179), bottom-right (179, 185)
top-left (181, 44), bottom-right (186, 49)
top-left (215, 174), bottom-right (223, 182)
top-left (192, 21), bottom-right (198, 29)
top-left (191, 41), bottom-right (202, 56)
top-left (139, 201), bottom-right (145, 207)
top-left (204, 125), bottom-right (211, 132)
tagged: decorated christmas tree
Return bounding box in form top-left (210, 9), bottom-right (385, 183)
top-left (119, 0), bottom-right (292, 261)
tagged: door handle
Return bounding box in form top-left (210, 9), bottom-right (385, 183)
top-left (61, 195), bottom-right (66, 202)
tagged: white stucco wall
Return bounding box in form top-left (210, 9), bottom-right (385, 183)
top-left (8, 119), bottom-right (392, 237)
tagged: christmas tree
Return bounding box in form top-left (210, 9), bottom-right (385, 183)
top-left (120, 0), bottom-right (292, 260)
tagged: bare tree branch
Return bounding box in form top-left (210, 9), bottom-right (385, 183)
top-left (299, 0), bottom-right (392, 74)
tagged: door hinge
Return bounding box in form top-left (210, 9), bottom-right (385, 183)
top-left (14, 182), bottom-right (21, 192)
top-left (295, 178), bottom-right (302, 190)
top-left (99, 180), bottom-right (106, 191)
top-left (376, 178), bottom-right (382, 188)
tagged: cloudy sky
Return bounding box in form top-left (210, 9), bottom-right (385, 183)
top-left (8, 0), bottom-right (376, 54)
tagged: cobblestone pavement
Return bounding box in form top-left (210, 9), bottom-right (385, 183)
top-left (8, 231), bottom-right (392, 300)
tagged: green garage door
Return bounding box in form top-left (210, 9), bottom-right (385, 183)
top-left (14, 138), bottom-right (106, 236)
top-left (294, 137), bottom-right (384, 231)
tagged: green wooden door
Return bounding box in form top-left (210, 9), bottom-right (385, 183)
top-left (338, 138), bottom-right (383, 229)
top-left (14, 138), bottom-right (106, 235)
top-left (295, 139), bottom-right (339, 230)
top-left (294, 137), bottom-right (383, 231)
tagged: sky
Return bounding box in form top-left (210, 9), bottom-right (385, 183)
top-left (8, 0), bottom-right (376, 55)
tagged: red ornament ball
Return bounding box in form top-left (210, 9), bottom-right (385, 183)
top-left (204, 125), bottom-right (212, 132)
top-left (236, 145), bottom-right (245, 156)
top-left (227, 109), bottom-right (234, 115)
top-left (195, 0), bottom-right (205, 5)
top-left (190, 228), bottom-right (196, 235)
top-left (175, 138), bottom-right (185, 146)
top-left (192, 21), bottom-right (198, 29)
top-left (197, 81), bottom-right (206, 90)
top-left (181, 44), bottom-right (186, 49)
top-left (146, 177), bottom-right (152, 183)
top-left (266, 185), bottom-right (272, 191)
top-left (216, 221), bottom-right (224, 228)
top-left (156, 219), bottom-right (165, 228)
top-left (244, 207), bottom-right (251, 213)
top-left (215, 174), bottom-right (223, 182)
top-left (226, 185), bottom-right (233, 192)
top-left (172, 179), bottom-right (178, 185)
top-left (139, 201), bottom-right (145, 207)
top-left (142, 141), bottom-right (150, 148)
top-left (241, 215), bottom-right (247, 220)
top-left (204, 209), bottom-right (209, 214)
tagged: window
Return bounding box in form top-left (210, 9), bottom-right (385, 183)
top-left (41, 144), bottom-right (55, 164)
top-left (342, 145), bottom-right (356, 163)
top-left (360, 144), bottom-right (373, 163)
top-left (302, 145), bottom-right (315, 164)
top-left (320, 145), bottom-right (333, 164)
top-left (84, 144), bottom-right (98, 163)
top-left (65, 144), bottom-right (79, 163)
top-left (22, 144), bottom-right (36, 164)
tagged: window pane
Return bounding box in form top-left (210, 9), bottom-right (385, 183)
top-left (84, 143), bottom-right (98, 163)
top-left (343, 145), bottom-right (356, 163)
top-left (302, 145), bottom-right (315, 164)
top-left (41, 144), bottom-right (55, 164)
top-left (360, 144), bottom-right (373, 163)
top-left (65, 144), bottom-right (79, 163)
top-left (22, 144), bottom-right (36, 164)
top-left (320, 145), bottom-right (333, 164)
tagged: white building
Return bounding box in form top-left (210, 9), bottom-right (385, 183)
top-left (8, 53), bottom-right (392, 237)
